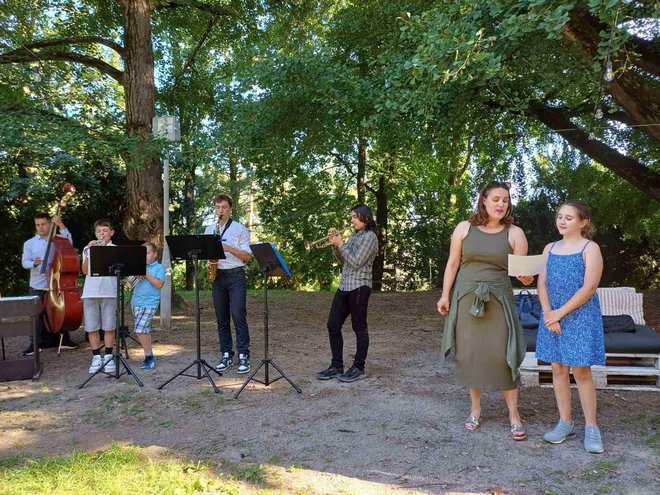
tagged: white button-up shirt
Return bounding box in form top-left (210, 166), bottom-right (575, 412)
top-left (204, 220), bottom-right (251, 269)
top-left (22, 229), bottom-right (73, 290)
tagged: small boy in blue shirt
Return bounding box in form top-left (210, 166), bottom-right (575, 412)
top-left (130, 241), bottom-right (165, 370)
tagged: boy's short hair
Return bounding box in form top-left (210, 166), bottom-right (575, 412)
top-left (142, 241), bottom-right (159, 258)
top-left (94, 218), bottom-right (114, 230)
top-left (34, 213), bottom-right (50, 221)
top-left (213, 193), bottom-right (233, 208)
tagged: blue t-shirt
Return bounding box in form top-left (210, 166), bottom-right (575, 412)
top-left (131, 261), bottom-right (165, 309)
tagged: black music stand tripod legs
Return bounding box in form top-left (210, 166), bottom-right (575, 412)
top-left (156, 255), bottom-right (222, 393)
top-left (158, 358), bottom-right (222, 393)
top-left (233, 244), bottom-right (302, 399)
top-left (233, 355), bottom-right (302, 399)
top-left (157, 237), bottom-right (226, 394)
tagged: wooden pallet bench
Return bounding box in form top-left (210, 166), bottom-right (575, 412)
top-left (520, 352), bottom-right (660, 392)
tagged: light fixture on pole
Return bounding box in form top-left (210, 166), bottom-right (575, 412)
top-left (152, 115), bottom-right (181, 331)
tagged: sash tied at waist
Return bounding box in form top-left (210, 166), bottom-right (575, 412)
top-left (440, 273), bottom-right (526, 382)
top-left (470, 282), bottom-right (491, 317)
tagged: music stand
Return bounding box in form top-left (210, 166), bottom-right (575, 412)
top-left (115, 240), bottom-right (145, 357)
top-left (233, 242), bottom-right (302, 399)
top-left (79, 245), bottom-right (146, 389)
top-left (158, 235), bottom-right (225, 393)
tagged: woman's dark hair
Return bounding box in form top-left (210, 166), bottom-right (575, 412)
top-left (351, 204), bottom-right (377, 233)
top-left (469, 181), bottom-right (513, 227)
top-left (558, 200), bottom-right (594, 239)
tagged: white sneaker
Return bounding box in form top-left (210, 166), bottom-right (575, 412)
top-left (103, 354), bottom-right (116, 373)
top-left (89, 355), bottom-right (103, 374)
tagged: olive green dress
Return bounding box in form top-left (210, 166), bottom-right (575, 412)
top-left (454, 226), bottom-right (518, 390)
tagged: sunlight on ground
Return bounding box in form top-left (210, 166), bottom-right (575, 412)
top-left (0, 443), bottom-right (487, 495)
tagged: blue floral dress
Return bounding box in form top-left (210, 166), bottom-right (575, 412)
top-left (536, 241), bottom-right (605, 366)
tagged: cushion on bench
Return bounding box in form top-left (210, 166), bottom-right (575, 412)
top-left (597, 287), bottom-right (645, 325)
top-left (525, 325), bottom-right (660, 354)
top-left (602, 315), bottom-right (636, 333)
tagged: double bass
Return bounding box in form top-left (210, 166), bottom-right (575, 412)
top-left (41, 183), bottom-right (83, 334)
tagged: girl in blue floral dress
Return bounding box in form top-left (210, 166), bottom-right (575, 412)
top-left (536, 200), bottom-right (605, 454)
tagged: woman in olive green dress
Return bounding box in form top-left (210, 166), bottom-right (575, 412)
top-left (437, 181), bottom-right (534, 441)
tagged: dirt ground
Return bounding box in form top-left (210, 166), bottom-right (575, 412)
top-left (1, 290), bottom-right (659, 495)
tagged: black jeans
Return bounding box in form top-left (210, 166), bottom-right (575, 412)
top-left (327, 286), bottom-right (371, 370)
top-left (211, 269), bottom-right (250, 356)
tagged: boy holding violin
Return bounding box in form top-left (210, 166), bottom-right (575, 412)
top-left (21, 213), bottom-right (79, 355)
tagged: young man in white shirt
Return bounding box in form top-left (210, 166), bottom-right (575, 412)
top-left (204, 194), bottom-right (253, 374)
top-left (21, 212), bottom-right (79, 355)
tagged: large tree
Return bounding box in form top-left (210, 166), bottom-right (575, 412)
top-left (0, 0), bottom-right (263, 243)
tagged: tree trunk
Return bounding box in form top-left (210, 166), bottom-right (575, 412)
top-left (121, 0), bottom-right (163, 244)
top-left (373, 174), bottom-right (388, 292)
top-left (562, 9), bottom-right (660, 143)
top-left (357, 130), bottom-right (367, 204)
top-left (183, 155), bottom-right (196, 291)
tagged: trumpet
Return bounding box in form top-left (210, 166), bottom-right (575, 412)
top-left (125, 276), bottom-right (141, 290)
top-left (305, 228), bottom-right (344, 250)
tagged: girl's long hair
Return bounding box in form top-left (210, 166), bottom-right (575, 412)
top-left (558, 200), bottom-right (594, 239)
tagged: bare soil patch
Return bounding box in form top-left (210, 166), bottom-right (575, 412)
top-left (1, 291), bottom-right (659, 495)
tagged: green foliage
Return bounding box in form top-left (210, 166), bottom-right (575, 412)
top-left (0, 0), bottom-right (656, 293)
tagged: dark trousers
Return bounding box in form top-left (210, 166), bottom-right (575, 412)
top-left (28, 288), bottom-right (72, 348)
top-left (212, 270), bottom-right (250, 356)
top-left (327, 286), bottom-right (371, 370)
top-left (28, 288), bottom-right (46, 348)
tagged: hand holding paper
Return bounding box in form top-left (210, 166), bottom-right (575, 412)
top-left (508, 253), bottom-right (548, 277)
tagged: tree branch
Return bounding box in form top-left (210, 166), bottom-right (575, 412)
top-left (0, 50), bottom-right (124, 84)
top-left (11, 36), bottom-right (125, 57)
top-left (529, 103), bottom-right (660, 200)
top-left (155, 0), bottom-right (235, 16)
top-left (329, 152), bottom-right (356, 177)
top-left (171, 13), bottom-right (221, 85)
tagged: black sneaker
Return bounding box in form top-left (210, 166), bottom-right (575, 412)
top-left (22, 345), bottom-right (41, 356)
top-left (215, 352), bottom-right (232, 371)
top-left (237, 354), bottom-right (250, 374)
top-left (337, 366), bottom-right (366, 383)
top-left (59, 340), bottom-right (79, 350)
top-left (316, 364), bottom-right (344, 381)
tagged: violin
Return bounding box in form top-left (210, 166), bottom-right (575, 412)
top-left (41, 183), bottom-right (83, 333)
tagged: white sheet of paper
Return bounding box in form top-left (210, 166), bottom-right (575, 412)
top-left (508, 254), bottom-right (547, 276)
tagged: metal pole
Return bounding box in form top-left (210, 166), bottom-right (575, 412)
top-left (160, 158), bottom-right (172, 331)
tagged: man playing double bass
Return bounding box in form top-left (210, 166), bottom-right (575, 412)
top-left (21, 213), bottom-right (79, 355)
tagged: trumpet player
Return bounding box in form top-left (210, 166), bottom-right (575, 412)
top-left (203, 193), bottom-right (253, 374)
top-left (316, 204), bottom-right (379, 383)
top-left (129, 242), bottom-right (165, 370)
top-left (81, 218), bottom-right (118, 374)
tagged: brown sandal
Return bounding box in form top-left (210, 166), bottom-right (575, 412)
top-left (510, 424), bottom-right (527, 441)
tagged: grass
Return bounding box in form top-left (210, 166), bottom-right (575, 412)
top-left (0, 444), bottom-right (243, 495)
top-left (580, 460), bottom-right (619, 482)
